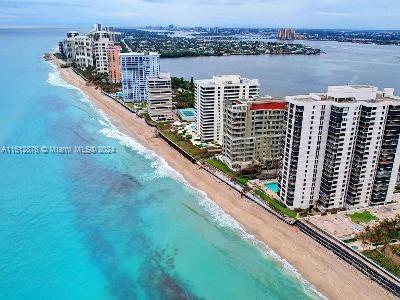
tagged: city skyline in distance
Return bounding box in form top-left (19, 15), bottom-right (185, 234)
top-left (1, 0), bottom-right (400, 30)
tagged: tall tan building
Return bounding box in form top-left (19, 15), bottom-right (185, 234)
top-left (147, 73), bottom-right (173, 121)
top-left (222, 98), bottom-right (286, 170)
top-left (107, 45), bottom-right (121, 83)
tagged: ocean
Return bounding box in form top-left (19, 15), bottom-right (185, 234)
top-left (0, 29), bottom-right (324, 299)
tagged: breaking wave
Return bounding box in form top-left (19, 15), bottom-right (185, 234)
top-left (46, 62), bottom-right (89, 103)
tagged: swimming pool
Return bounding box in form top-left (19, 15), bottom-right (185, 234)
top-left (178, 108), bottom-right (196, 121)
top-left (180, 108), bottom-right (195, 116)
top-left (265, 182), bottom-right (279, 193)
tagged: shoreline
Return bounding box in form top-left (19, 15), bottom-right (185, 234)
top-left (51, 57), bottom-right (394, 300)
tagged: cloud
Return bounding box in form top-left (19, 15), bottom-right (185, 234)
top-left (0, 0), bottom-right (399, 29)
top-left (0, 0), bottom-right (89, 8)
top-left (137, 0), bottom-right (170, 3)
top-left (315, 11), bottom-right (354, 17)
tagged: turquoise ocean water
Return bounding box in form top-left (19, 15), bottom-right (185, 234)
top-left (0, 28), bottom-right (323, 299)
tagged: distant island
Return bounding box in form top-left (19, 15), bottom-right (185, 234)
top-left (117, 29), bottom-right (322, 57)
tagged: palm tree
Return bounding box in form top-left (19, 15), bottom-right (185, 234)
top-left (381, 232), bottom-right (391, 254)
top-left (363, 225), bottom-right (372, 247)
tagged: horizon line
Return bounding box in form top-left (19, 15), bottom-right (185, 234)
top-left (0, 24), bottom-right (400, 31)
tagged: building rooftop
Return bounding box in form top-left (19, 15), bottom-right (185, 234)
top-left (119, 51), bottom-right (160, 57)
top-left (288, 85), bottom-right (399, 103)
top-left (250, 101), bottom-right (286, 111)
top-left (229, 97), bottom-right (286, 110)
top-left (195, 75), bottom-right (259, 86)
top-left (73, 35), bottom-right (90, 40)
top-left (148, 72), bottom-right (171, 80)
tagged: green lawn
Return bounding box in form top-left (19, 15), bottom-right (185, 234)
top-left (363, 249), bottom-right (400, 278)
top-left (204, 158), bottom-right (251, 187)
top-left (205, 158), bottom-right (234, 177)
top-left (347, 210), bottom-right (378, 224)
top-left (255, 189), bottom-right (297, 218)
top-left (158, 128), bottom-right (205, 158)
top-left (235, 176), bottom-right (249, 187)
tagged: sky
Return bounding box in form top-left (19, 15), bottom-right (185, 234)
top-left (1, 0), bottom-right (400, 30)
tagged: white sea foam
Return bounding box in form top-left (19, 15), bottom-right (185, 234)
top-left (46, 61), bottom-right (90, 103)
top-left (47, 70), bottom-right (76, 90)
top-left (46, 61), bottom-right (72, 88)
top-left (49, 63), bottom-right (325, 299)
top-left (96, 117), bottom-right (325, 299)
top-left (98, 124), bottom-right (184, 181)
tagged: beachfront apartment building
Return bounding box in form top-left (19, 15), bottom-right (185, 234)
top-left (90, 24), bottom-right (118, 43)
top-left (147, 73), bottom-right (173, 121)
top-left (74, 36), bottom-right (94, 69)
top-left (194, 75), bottom-right (260, 145)
top-left (279, 85), bottom-right (400, 211)
top-left (60, 25), bottom-right (119, 72)
top-left (107, 45), bottom-right (122, 83)
top-left (61, 33), bottom-right (93, 69)
top-left (120, 52), bottom-right (160, 102)
top-left (222, 98), bottom-right (286, 171)
top-left (90, 31), bottom-right (114, 74)
top-left (93, 38), bottom-right (112, 73)
top-left (61, 32), bottom-right (79, 61)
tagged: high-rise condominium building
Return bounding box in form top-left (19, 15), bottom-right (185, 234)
top-left (67, 31), bottom-right (79, 38)
top-left (61, 32), bottom-right (93, 69)
top-left (60, 31), bottom-right (79, 59)
top-left (279, 85), bottom-right (400, 211)
top-left (222, 98), bottom-right (286, 170)
top-left (147, 73), bottom-right (173, 121)
top-left (194, 75), bottom-right (260, 144)
top-left (73, 36), bottom-right (93, 68)
top-left (120, 52), bottom-right (160, 102)
top-left (107, 45), bottom-right (121, 83)
top-left (60, 24), bottom-right (119, 72)
top-left (58, 42), bottom-right (64, 57)
top-left (277, 28), bottom-right (296, 40)
top-left (61, 33), bottom-right (77, 61)
top-left (90, 31), bottom-right (113, 73)
top-left (92, 24), bottom-right (118, 42)
top-left (94, 23), bottom-right (102, 32)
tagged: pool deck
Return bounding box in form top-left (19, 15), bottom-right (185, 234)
top-left (173, 122), bottom-right (220, 149)
top-left (306, 202), bottom-right (400, 245)
top-left (254, 179), bottom-right (279, 199)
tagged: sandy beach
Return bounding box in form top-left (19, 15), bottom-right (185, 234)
top-left (52, 57), bottom-right (394, 300)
